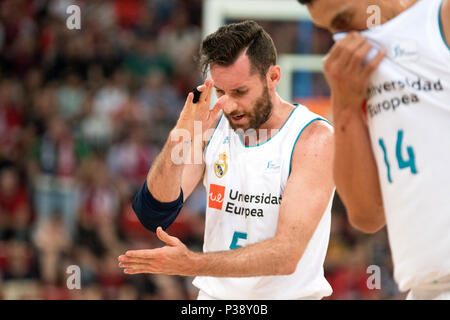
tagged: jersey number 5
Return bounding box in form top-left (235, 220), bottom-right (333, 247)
top-left (230, 231), bottom-right (247, 249)
top-left (378, 130), bottom-right (418, 183)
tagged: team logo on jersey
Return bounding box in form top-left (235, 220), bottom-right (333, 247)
top-left (208, 184), bottom-right (225, 210)
top-left (265, 159), bottom-right (281, 173)
top-left (214, 152), bottom-right (228, 178)
top-left (390, 41), bottom-right (419, 62)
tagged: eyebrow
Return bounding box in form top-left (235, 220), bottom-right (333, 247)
top-left (330, 8), bottom-right (355, 31)
top-left (214, 85), bottom-right (248, 92)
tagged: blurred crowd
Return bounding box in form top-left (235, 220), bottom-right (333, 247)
top-left (0, 0), bottom-right (402, 300)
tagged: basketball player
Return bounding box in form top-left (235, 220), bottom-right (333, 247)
top-left (298, 0), bottom-right (450, 299)
top-left (118, 21), bottom-right (335, 299)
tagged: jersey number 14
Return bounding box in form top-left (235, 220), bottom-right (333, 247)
top-left (378, 130), bottom-right (418, 183)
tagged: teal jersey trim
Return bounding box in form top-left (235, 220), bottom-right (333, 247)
top-left (238, 105), bottom-right (298, 148)
top-left (439, 0), bottom-right (450, 51)
top-left (204, 113), bottom-right (224, 156)
top-left (288, 118), bottom-right (331, 176)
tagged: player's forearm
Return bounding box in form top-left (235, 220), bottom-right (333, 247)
top-left (187, 236), bottom-right (300, 277)
top-left (146, 130), bottom-right (187, 202)
top-left (333, 104), bottom-right (385, 233)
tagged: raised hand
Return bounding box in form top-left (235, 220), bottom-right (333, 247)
top-left (175, 78), bottom-right (223, 139)
top-left (323, 32), bottom-right (386, 112)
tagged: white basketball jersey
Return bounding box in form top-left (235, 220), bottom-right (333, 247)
top-left (341, 0), bottom-right (450, 292)
top-left (192, 105), bottom-right (334, 299)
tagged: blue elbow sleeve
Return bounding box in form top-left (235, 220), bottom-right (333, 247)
top-left (132, 180), bottom-right (184, 233)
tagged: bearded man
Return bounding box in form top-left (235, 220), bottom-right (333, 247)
top-left (119, 20), bottom-right (335, 300)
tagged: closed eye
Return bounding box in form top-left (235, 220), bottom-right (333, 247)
top-left (215, 88), bottom-right (248, 97)
top-left (232, 90), bottom-right (248, 97)
top-left (216, 89), bottom-right (225, 97)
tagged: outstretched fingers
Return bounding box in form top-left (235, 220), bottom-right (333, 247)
top-left (194, 78), bottom-right (214, 107)
top-left (183, 91), bottom-right (194, 109)
top-left (203, 78), bottom-right (214, 104)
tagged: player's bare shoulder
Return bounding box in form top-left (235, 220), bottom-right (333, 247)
top-left (299, 120), bottom-right (333, 145)
top-left (291, 120), bottom-right (334, 171)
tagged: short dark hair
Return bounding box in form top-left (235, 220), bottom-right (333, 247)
top-left (297, 0), bottom-right (314, 4)
top-left (199, 20), bottom-right (277, 77)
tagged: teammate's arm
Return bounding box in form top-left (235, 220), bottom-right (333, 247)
top-left (323, 32), bottom-right (386, 233)
top-left (119, 121), bottom-right (335, 277)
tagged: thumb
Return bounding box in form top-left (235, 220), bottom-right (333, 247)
top-left (210, 103), bottom-right (223, 121)
top-left (214, 95), bottom-right (228, 110)
top-left (156, 226), bottom-right (180, 246)
top-left (206, 96), bottom-right (225, 128)
top-left (210, 95), bottom-right (227, 119)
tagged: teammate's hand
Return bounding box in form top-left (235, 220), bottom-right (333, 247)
top-left (323, 32), bottom-right (386, 113)
top-left (174, 78), bottom-right (223, 139)
top-left (117, 227), bottom-right (195, 276)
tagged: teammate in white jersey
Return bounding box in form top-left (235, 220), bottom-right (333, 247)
top-left (298, 0), bottom-right (450, 299)
top-left (118, 20), bottom-right (335, 299)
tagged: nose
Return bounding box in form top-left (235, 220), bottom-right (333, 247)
top-left (220, 96), bottom-right (239, 115)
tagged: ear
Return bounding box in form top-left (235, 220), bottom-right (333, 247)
top-left (266, 65), bottom-right (281, 89)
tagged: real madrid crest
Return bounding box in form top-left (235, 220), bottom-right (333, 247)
top-left (214, 152), bottom-right (228, 178)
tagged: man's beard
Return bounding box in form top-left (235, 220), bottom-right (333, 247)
top-left (225, 84), bottom-right (273, 131)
